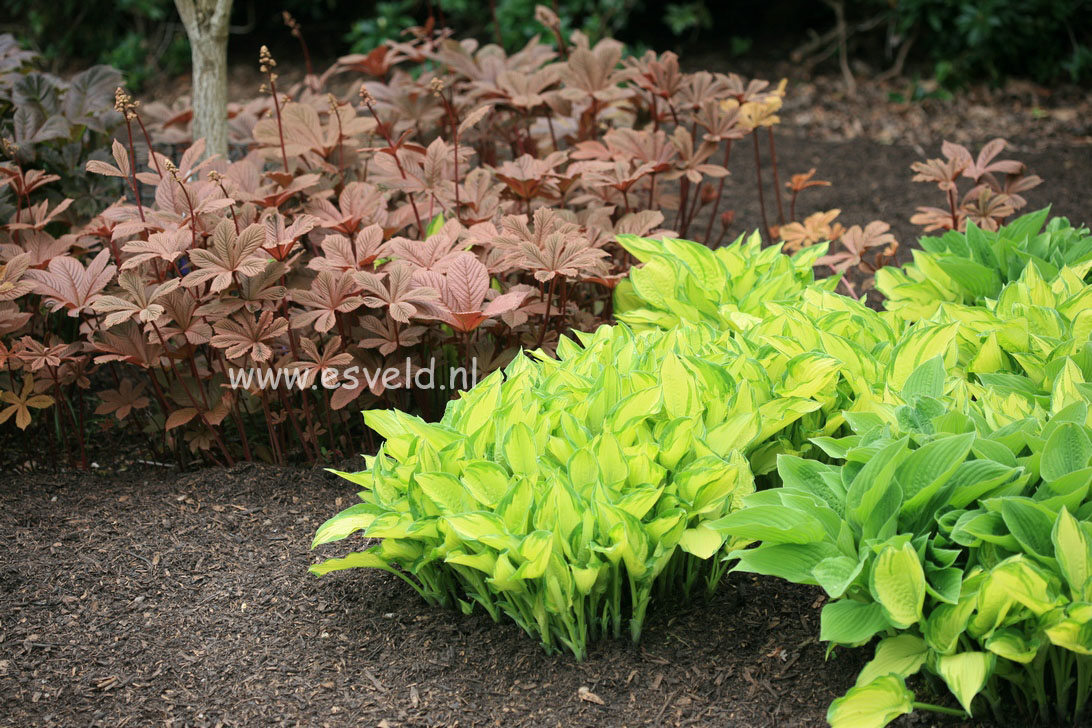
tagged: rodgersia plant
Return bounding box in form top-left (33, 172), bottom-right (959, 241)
top-left (0, 15), bottom-right (792, 465)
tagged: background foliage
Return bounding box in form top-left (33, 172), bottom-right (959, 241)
top-left (2, 0), bottom-right (1088, 88)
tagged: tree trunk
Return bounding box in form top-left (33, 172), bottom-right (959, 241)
top-left (174, 0), bottom-right (233, 159)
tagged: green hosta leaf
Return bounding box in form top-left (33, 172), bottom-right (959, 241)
top-left (732, 542), bottom-right (840, 583)
top-left (897, 432), bottom-right (975, 504)
top-left (813, 555), bottom-right (864, 598)
top-left (924, 565), bottom-right (963, 605)
top-left (661, 352), bottom-right (700, 418)
top-left (678, 522), bottom-right (726, 559)
top-left (497, 478), bottom-right (532, 534)
top-left (847, 438), bottom-right (910, 534)
top-left (1043, 604), bottom-right (1092, 655)
top-left (709, 504), bottom-right (828, 544)
top-left (986, 628), bottom-right (1041, 663)
top-left (615, 486), bottom-right (664, 521)
top-left (856, 634), bottom-right (928, 687)
top-left (777, 454), bottom-right (845, 515)
top-left (445, 548), bottom-right (498, 574)
top-left (936, 256), bottom-right (1002, 299)
top-left (935, 652), bottom-right (993, 715)
top-left (568, 447), bottom-right (599, 491)
top-left (827, 675), bottom-right (914, 728)
top-left (515, 531), bottom-right (553, 579)
top-left (988, 557), bottom-right (1058, 618)
top-left (489, 551), bottom-right (524, 592)
top-left (924, 597), bottom-right (978, 655)
top-left (571, 561), bottom-right (603, 595)
top-left (608, 386), bottom-right (662, 430)
top-left (503, 423), bottom-right (538, 477)
top-left (461, 461), bottom-right (512, 508)
top-left (443, 511), bottom-right (509, 544)
top-left (901, 356), bottom-right (946, 401)
top-left (312, 502), bottom-right (382, 547)
top-left (1040, 422), bottom-right (1092, 482)
top-left (1001, 207), bottom-right (1051, 243)
top-left (596, 432), bottom-right (629, 487)
top-left (705, 411), bottom-right (761, 456)
top-left (885, 322), bottom-right (959, 392)
top-left (416, 472), bottom-right (471, 513)
top-left (869, 543), bottom-right (926, 629)
top-left (1053, 507), bottom-right (1092, 597)
top-left (1000, 498), bottom-right (1058, 563)
top-left (309, 549), bottom-right (394, 576)
top-left (756, 397), bottom-right (823, 442)
top-left (821, 599), bottom-right (891, 645)
top-left (425, 213), bottom-right (445, 237)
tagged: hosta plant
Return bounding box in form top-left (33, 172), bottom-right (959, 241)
top-left (878, 208), bottom-right (1092, 321)
top-left (310, 320), bottom-right (846, 658)
top-left (613, 231), bottom-right (837, 332)
top-left (715, 352), bottom-right (1092, 726)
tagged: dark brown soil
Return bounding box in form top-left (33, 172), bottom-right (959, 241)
top-left (692, 134), bottom-right (1091, 257)
top-left (0, 464), bottom-right (980, 728)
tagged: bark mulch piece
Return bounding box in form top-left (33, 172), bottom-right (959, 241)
top-left (0, 465), bottom-right (982, 727)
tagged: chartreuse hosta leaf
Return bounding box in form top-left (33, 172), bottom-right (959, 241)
top-left (827, 675), bottom-right (914, 728)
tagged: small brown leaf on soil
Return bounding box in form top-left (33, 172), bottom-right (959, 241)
top-left (578, 686), bottom-right (604, 705)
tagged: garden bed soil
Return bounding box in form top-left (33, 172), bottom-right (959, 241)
top-left (0, 464), bottom-right (981, 728)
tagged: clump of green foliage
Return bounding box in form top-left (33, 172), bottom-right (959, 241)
top-left (314, 206), bottom-right (1092, 726)
top-left (311, 310), bottom-right (851, 658)
top-left (877, 209), bottom-right (1092, 319)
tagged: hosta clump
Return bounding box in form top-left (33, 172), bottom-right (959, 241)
top-left (878, 208), bottom-right (1092, 321)
top-left (310, 321), bottom-right (841, 658)
top-left (714, 354), bottom-right (1092, 727)
top-left (613, 231), bottom-right (837, 332)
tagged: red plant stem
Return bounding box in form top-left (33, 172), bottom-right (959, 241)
top-left (947, 184), bottom-right (959, 230)
top-left (674, 177), bottom-right (690, 231)
top-left (152, 323), bottom-right (234, 465)
top-left (534, 276), bottom-right (559, 349)
top-left (545, 111), bottom-right (559, 152)
top-left (268, 80), bottom-right (290, 172)
top-left (446, 91), bottom-right (461, 213)
top-left (75, 384), bottom-right (87, 469)
top-left (282, 317), bottom-right (317, 463)
top-left (170, 174), bottom-right (198, 249)
top-left (555, 279), bottom-right (569, 335)
top-left (331, 103), bottom-right (345, 186)
top-left (318, 386), bottom-right (339, 456)
top-left (294, 32), bottom-right (313, 77)
top-left (703, 140), bottom-right (733, 245)
top-left (257, 386), bottom-right (283, 464)
top-left (215, 349), bottom-right (252, 461)
top-left (133, 112), bottom-right (163, 177)
top-left (752, 132), bottom-right (770, 244)
top-left (767, 127), bottom-right (785, 225)
top-left (488, 0), bottom-right (503, 45)
top-left (11, 167), bottom-right (23, 247)
top-left (216, 181), bottom-right (240, 234)
top-left (682, 178), bottom-right (703, 238)
top-left (274, 384), bottom-right (311, 463)
top-left (362, 99), bottom-right (425, 234)
top-left (666, 100), bottom-right (680, 126)
top-left (46, 365), bottom-right (76, 467)
top-left (122, 119), bottom-right (147, 226)
top-left (621, 188), bottom-right (631, 216)
top-left (790, 189), bottom-right (799, 222)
